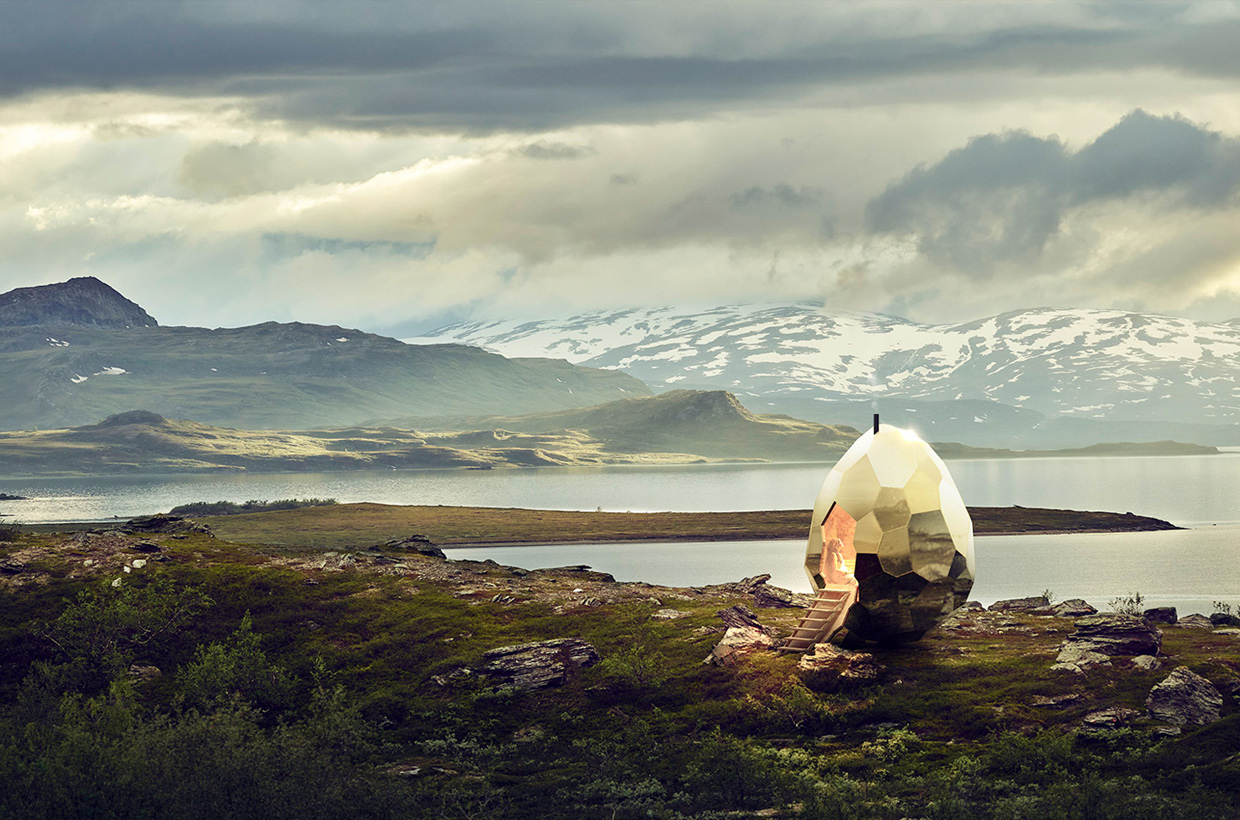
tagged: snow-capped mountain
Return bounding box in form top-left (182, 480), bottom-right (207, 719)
top-left (408, 304), bottom-right (1240, 440)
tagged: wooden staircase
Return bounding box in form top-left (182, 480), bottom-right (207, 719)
top-left (780, 588), bottom-right (856, 653)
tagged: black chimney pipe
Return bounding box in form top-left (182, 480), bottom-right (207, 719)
top-left (873, 413), bottom-right (879, 434)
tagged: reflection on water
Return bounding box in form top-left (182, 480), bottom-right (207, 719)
top-left (1, 453), bottom-right (1238, 525)
top-left (448, 524), bottom-right (1240, 617)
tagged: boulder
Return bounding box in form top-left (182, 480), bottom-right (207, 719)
top-left (1132, 655), bottom-right (1162, 671)
top-left (958, 601), bottom-right (985, 612)
top-left (733, 574), bottom-right (773, 593)
top-left (651, 608), bottom-right (690, 620)
top-left (0, 559), bottom-right (25, 575)
top-left (1082, 706), bottom-right (1140, 729)
top-left (1051, 645), bottom-right (1113, 674)
top-left (1209, 612), bottom-right (1240, 627)
top-left (1147, 667), bottom-right (1222, 726)
top-left (1030, 693), bottom-right (1083, 709)
top-left (706, 626), bottom-right (773, 666)
top-left (1066, 614), bottom-right (1161, 656)
top-left (1051, 599), bottom-right (1097, 617)
top-left (989, 596), bottom-right (1049, 613)
top-left (751, 582), bottom-right (811, 609)
top-left (478, 638), bottom-right (600, 690)
top-left (1142, 607), bottom-right (1177, 624)
top-left (797, 643), bottom-right (885, 684)
top-left (1177, 614), bottom-right (1214, 629)
top-left (380, 535), bottom-right (446, 559)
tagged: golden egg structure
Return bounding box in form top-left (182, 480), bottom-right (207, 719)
top-left (804, 423), bottom-right (975, 645)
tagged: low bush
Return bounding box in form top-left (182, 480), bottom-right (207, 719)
top-left (168, 498), bottom-right (338, 516)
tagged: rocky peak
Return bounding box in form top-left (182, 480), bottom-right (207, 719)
top-left (0, 277), bottom-right (158, 329)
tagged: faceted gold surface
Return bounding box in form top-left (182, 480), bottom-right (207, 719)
top-left (804, 424), bottom-right (975, 645)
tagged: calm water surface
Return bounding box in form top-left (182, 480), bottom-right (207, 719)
top-left (2, 452), bottom-right (1238, 526)
top-left (449, 525), bottom-right (1240, 617)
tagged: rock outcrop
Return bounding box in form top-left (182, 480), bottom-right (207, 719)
top-left (1142, 607), bottom-right (1178, 624)
top-left (719, 574), bottom-right (811, 609)
top-left (1052, 613), bottom-right (1161, 673)
top-left (478, 638), bottom-right (600, 690)
top-left (381, 534), bottom-right (446, 559)
top-left (1147, 667), bottom-right (1223, 725)
top-left (1051, 645), bottom-right (1112, 674)
top-left (716, 603), bottom-right (770, 633)
top-left (123, 515), bottom-right (211, 535)
top-left (1082, 707), bottom-right (1140, 729)
top-left (1066, 613), bottom-right (1162, 656)
top-left (1051, 599), bottom-right (1097, 617)
top-left (798, 643), bottom-right (885, 684)
top-left (706, 626), bottom-right (773, 666)
top-left (990, 596), bottom-right (1049, 613)
top-left (1177, 614), bottom-right (1213, 629)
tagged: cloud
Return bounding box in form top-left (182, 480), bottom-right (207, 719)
top-left (864, 110), bottom-right (1240, 273)
top-left (3, 2), bottom-right (1240, 134)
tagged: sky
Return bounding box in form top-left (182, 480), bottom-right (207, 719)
top-left (3, 0), bottom-right (1240, 332)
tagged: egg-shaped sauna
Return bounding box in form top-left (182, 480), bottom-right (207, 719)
top-left (787, 418), bottom-right (974, 649)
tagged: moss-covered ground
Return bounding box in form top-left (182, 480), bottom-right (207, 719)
top-left (1, 525), bottom-right (1236, 819)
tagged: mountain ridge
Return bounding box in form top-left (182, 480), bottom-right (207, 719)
top-left (0, 276), bottom-right (157, 329)
top-left (409, 303), bottom-right (1240, 446)
top-left (0, 279), bottom-right (649, 431)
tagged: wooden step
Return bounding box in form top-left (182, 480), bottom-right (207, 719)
top-left (779, 588), bottom-right (856, 653)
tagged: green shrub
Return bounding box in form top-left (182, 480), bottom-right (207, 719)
top-left (168, 498), bottom-right (338, 516)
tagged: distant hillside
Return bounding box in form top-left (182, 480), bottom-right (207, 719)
top-left (930, 440), bottom-right (1218, 459)
top-left (410, 303), bottom-right (1240, 447)
top-left (0, 279), bottom-right (649, 430)
top-left (0, 276), bottom-right (156, 329)
top-left (398, 389), bottom-right (860, 461)
top-left (0, 391), bottom-right (861, 475)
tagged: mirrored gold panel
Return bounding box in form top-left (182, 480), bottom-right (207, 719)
top-left (803, 424), bottom-right (975, 645)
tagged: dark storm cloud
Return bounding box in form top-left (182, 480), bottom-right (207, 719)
top-left (7, 2), bottom-right (1240, 132)
top-left (865, 111), bottom-right (1240, 272)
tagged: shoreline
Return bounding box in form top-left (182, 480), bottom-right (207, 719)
top-left (438, 525), bottom-right (1188, 549)
top-left (20, 503), bottom-right (1182, 549)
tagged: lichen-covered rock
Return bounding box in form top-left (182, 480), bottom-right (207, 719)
top-left (1067, 613), bottom-right (1161, 656)
top-left (751, 581), bottom-right (811, 609)
top-left (797, 643), bottom-right (884, 684)
top-left (1177, 614), bottom-right (1213, 629)
top-left (1132, 655), bottom-right (1162, 671)
top-left (479, 638), bottom-right (600, 690)
top-left (651, 608), bottom-right (690, 620)
top-left (706, 626), bottom-right (773, 666)
top-left (1051, 599), bottom-right (1097, 617)
top-left (990, 596), bottom-right (1049, 613)
top-left (1051, 644), bottom-right (1113, 674)
top-left (1082, 707), bottom-right (1139, 729)
top-left (1147, 667), bottom-right (1222, 725)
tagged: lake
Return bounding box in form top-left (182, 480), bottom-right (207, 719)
top-left (2, 451), bottom-right (1239, 526)
top-left (448, 525), bottom-right (1240, 616)
top-left (2, 453), bottom-right (1237, 613)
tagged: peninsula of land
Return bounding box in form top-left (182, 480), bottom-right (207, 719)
top-left (186, 502), bottom-right (1181, 550)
